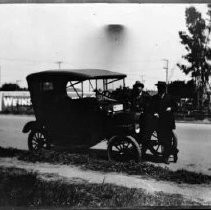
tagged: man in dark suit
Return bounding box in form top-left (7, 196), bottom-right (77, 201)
top-left (130, 81), bottom-right (153, 157)
top-left (130, 81), bottom-right (151, 113)
top-left (150, 81), bottom-right (178, 164)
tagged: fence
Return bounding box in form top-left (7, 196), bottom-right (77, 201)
top-left (175, 111), bottom-right (211, 121)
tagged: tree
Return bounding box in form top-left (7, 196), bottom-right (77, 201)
top-left (177, 6), bottom-right (211, 110)
top-left (0, 83), bottom-right (21, 91)
top-left (168, 80), bottom-right (194, 98)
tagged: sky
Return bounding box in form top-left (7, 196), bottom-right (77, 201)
top-left (0, 3), bottom-right (209, 90)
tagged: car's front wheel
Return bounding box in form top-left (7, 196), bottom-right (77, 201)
top-left (28, 130), bottom-right (50, 152)
top-left (107, 135), bottom-right (142, 162)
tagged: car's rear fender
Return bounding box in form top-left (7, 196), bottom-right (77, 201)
top-left (22, 121), bottom-right (42, 133)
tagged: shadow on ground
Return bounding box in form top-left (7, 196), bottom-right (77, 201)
top-left (57, 147), bottom-right (167, 164)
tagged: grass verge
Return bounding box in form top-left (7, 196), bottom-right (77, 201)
top-left (0, 167), bottom-right (201, 207)
top-left (0, 146), bottom-right (211, 185)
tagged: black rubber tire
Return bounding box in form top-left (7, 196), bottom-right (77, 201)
top-left (172, 131), bottom-right (178, 149)
top-left (28, 130), bottom-right (50, 152)
top-left (172, 131), bottom-right (179, 162)
top-left (149, 130), bottom-right (164, 155)
top-left (107, 135), bottom-right (142, 162)
top-left (149, 130), bottom-right (178, 157)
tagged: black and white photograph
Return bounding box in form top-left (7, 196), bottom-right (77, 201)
top-left (0, 0), bottom-right (211, 208)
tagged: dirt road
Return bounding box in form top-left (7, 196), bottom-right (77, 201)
top-left (1, 157), bottom-right (211, 205)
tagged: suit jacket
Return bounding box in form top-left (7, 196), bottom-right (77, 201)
top-left (150, 93), bottom-right (177, 129)
top-left (130, 91), bottom-right (151, 113)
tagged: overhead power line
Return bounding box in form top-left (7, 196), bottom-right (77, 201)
top-left (0, 57), bottom-right (56, 64)
top-left (0, 57), bottom-right (72, 65)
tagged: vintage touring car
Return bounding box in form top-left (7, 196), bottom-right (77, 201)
top-left (22, 69), bottom-right (177, 162)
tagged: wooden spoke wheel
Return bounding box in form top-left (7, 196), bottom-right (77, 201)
top-left (107, 136), bottom-right (142, 162)
top-left (28, 130), bottom-right (49, 152)
top-left (149, 130), bottom-right (164, 155)
top-left (149, 130), bottom-right (178, 161)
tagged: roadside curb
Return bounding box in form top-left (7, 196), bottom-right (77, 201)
top-left (176, 120), bottom-right (211, 124)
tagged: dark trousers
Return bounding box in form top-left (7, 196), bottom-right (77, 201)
top-left (157, 120), bottom-right (172, 159)
top-left (140, 114), bottom-right (157, 154)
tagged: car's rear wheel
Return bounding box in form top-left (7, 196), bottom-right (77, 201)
top-left (107, 135), bottom-right (142, 162)
top-left (28, 130), bottom-right (50, 152)
top-left (149, 130), bottom-right (164, 155)
top-left (149, 130), bottom-right (178, 159)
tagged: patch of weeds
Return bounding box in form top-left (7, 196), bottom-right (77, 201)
top-left (1, 147), bottom-right (211, 185)
top-left (0, 167), bottom-right (37, 206)
top-left (0, 167), bottom-right (201, 207)
top-left (0, 147), bottom-right (27, 157)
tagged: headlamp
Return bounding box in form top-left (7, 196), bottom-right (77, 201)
top-left (135, 123), bottom-right (140, 133)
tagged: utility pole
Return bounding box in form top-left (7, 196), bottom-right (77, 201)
top-left (56, 61), bottom-right (63, 70)
top-left (0, 65), bottom-right (1, 89)
top-left (162, 59), bottom-right (169, 93)
top-left (140, 74), bottom-right (145, 84)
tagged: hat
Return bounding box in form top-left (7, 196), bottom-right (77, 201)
top-left (155, 81), bottom-right (167, 87)
top-left (133, 81), bottom-right (144, 88)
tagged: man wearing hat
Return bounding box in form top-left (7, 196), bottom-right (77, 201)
top-left (131, 81), bottom-right (151, 114)
top-left (150, 81), bottom-right (178, 164)
top-left (130, 81), bottom-right (153, 158)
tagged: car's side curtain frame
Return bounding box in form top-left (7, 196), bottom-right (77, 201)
top-left (66, 81), bottom-right (82, 98)
top-left (89, 78), bottom-right (125, 93)
top-left (105, 78), bottom-right (125, 89)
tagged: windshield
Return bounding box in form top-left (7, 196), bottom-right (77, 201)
top-left (66, 78), bottom-right (125, 100)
